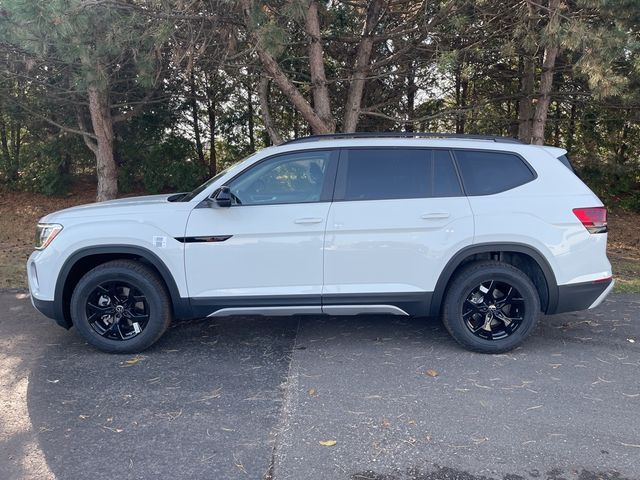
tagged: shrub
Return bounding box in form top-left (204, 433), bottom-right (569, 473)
top-left (140, 136), bottom-right (207, 194)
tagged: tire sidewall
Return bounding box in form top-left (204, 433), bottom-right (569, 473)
top-left (71, 265), bottom-right (170, 353)
top-left (444, 264), bottom-right (540, 353)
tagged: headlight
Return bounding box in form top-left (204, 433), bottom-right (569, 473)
top-left (35, 223), bottom-right (63, 250)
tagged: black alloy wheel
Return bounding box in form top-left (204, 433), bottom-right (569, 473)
top-left (86, 281), bottom-right (150, 340)
top-left (71, 260), bottom-right (172, 353)
top-left (462, 280), bottom-right (525, 340)
top-left (442, 260), bottom-right (540, 353)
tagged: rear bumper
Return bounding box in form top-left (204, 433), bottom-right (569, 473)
top-left (554, 278), bottom-right (614, 314)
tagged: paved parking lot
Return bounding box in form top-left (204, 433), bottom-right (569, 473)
top-left (1, 292), bottom-right (639, 480)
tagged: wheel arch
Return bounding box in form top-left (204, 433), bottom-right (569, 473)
top-left (54, 245), bottom-right (190, 328)
top-left (430, 243), bottom-right (558, 317)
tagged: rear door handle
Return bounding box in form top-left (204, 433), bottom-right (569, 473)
top-left (294, 217), bottom-right (324, 224)
top-left (421, 212), bottom-right (450, 219)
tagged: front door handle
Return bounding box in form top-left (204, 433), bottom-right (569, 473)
top-left (294, 217), bottom-right (323, 224)
top-left (421, 212), bottom-right (450, 219)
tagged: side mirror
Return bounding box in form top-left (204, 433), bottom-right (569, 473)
top-left (214, 186), bottom-right (232, 208)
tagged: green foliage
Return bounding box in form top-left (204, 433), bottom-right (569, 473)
top-left (12, 136), bottom-right (87, 196)
top-left (577, 158), bottom-right (640, 212)
top-left (140, 136), bottom-right (207, 194)
top-left (0, 0), bottom-right (170, 90)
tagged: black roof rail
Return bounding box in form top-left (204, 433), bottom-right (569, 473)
top-left (282, 132), bottom-right (524, 145)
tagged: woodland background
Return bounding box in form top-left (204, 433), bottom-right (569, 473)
top-left (0, 0), bottom-right (639, 208)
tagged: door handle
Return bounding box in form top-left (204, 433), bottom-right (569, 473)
top-left (294, 217), bottom-right (323, 224)
top-left (421, 212), bottom-right (450, 219)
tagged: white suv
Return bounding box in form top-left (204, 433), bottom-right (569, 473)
top-left (28, 133), bottom-right (614, 354)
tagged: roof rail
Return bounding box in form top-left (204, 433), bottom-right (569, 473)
top-left (282, 132), bottom-right (524, 145)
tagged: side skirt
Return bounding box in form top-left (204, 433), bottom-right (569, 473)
top-left (188, 292), bottom-right (432, 318)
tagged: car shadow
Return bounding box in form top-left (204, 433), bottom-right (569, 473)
top-left (22, 295), bottom-right (640, 479)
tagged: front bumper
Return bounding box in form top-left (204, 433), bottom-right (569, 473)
top-left (28, 252), bottom-right (71, 329)
top-left (554, 278), bottom-right (614, 314)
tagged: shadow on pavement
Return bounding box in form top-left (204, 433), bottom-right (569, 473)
top-left (1, 292), bottom-right (637, 479)
top-left (26, 315), bottom-right (298, 479)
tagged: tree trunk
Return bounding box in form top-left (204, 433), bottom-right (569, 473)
top-left (530, 46), bottom-right (559, 145)
top-left (87, 87), bottom-right (117, 201)
top-left (343, 0), bottom-right (386, 133)
top-left (405, 61), bottom-right (416, 132)
top-left (566, 95), bottom-right (576, 152)
top-left (190, 71), bottom-right (206, 168)
top-left (258, 76), bottom-right (283, 145)
top-left (205, 73), bottom-right (217, 176)
top-left (0, 109), bottom-right (10, 167)
top-left (305, 0), bottom-right (335, 131)
top-left (247, 81), bottom-right (255, 152)
top-left (531, 0), bottom-right (562, 146)
top-left (240, 0), bottom-right (331, 135)
top-left (617, 119), bottom-right (629, 163)
top-left (517, 55), bottom-right (535, 142)
top-left (553, 100), bottom-right (561, 145)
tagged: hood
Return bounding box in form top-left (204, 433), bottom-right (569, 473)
top-left (41, 194), bottom-right (178, 222)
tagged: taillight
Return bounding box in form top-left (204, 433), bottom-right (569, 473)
top-left (573, 207), bottom-right (607, 234)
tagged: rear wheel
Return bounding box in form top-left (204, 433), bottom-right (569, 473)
top-left (442, 261), bottom-right (540, 353)
top-left (70, 260), bottom-right (172, 353)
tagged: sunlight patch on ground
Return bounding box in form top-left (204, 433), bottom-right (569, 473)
top-left (0, 341), bottom-right (55, 479)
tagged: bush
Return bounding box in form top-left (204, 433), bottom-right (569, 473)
top-left (15, 156), bottom-right (70, 196)
top-left (12, 138), bottom-right (81, 196)
top-left (575, 156), bottom-right (640, 212)
top-left (140, 136), bottom-right (207, 194)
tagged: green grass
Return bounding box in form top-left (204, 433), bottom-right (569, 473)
top-left (611, 254), bottom-right (640, 294)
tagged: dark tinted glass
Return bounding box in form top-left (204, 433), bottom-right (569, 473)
top-left (557, 154), bottom-right (575, 172)
top-left (455, 150), bottom-right (535, 195)
top-left (433, 150), bottom-right (463, 197)
top-left (342, 149), bottom-right (430, 200)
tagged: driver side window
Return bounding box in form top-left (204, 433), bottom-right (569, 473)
top-left (229, 150), bottom-right (336, 206)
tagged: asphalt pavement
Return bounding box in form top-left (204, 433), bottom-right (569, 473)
top-left (1, 291), bottom-right (638, 480)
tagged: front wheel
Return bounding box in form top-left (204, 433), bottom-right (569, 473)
top-left (442, 261), bottom-right (540, 354)
top-left (70, 260), bottom-right (172, 353)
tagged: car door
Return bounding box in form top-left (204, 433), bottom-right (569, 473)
top-left (184, 149), bottom-right (338, 316)
top-left (322, 147), bottom-right (474, 316)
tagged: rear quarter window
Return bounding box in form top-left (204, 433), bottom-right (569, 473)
top-left (454, 150), bottom-right (535, 196)
top-left (557, 154), bottom-right (575, 172)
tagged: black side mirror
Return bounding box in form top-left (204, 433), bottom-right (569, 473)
top-left (214, 186), bottom-right (232, 208)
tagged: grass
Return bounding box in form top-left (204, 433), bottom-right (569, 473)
top-left (610, 255), bottom-right (640, 293)
top-left (1, 183), bottom-right (639, 293)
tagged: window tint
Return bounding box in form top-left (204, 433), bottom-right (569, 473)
top-left (341, 149), bottom-right (430, 201)
top-left (557, 154), bottom-right (575, 172)
top-left (433, 150), bottom-right (463, 197)
top-left (455, 150), bottom-right (535, 195)
top-left (229, 150), bottom-right (334, 205)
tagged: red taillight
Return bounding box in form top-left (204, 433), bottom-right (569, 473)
top-left (573, 207), bottom-right (608, 234)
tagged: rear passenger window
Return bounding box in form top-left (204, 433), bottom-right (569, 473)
top-left (433, 150), bottom-right (463, 197)
top-left (341, 149), bottom-right (429, 201)
top-left (338, 149), bottom-right (463, 201)
top-left (454, 150), bottom-right (535, 195)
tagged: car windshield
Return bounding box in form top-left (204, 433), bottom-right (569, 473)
top-left (178, 168), bottom-right (230, 202)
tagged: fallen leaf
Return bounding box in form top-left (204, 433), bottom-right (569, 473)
top-left (308, 388), bottom-right (317, 397)
top-left (425, 369), bottom-right (439, 377)
top-left (102, 426), bottom-right (123, 433)
top-left (319, 440), bottom-right (337, 447)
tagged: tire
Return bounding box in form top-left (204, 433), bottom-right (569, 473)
top-left (70, 260), bottom-right (173, 353)
top-left (442, 260), bottom-right (540, 354)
